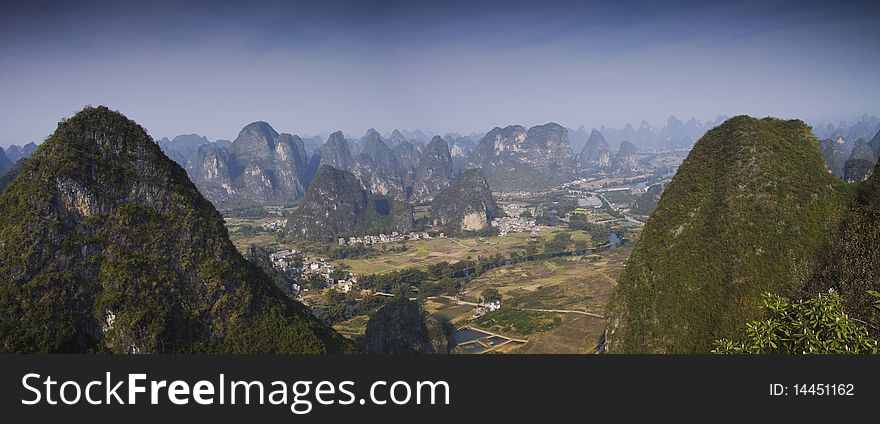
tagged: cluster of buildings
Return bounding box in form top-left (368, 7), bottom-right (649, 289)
top-left (492, 203), bottom-right (539, 237)
top-left (338, 231), bottom-right (435, 246)
top-left (261, 219), bottom-right (287, 232)
top-left (472, 301), bottom-right (502, 318)
top-left (267, 249), bottom-right (357, 294)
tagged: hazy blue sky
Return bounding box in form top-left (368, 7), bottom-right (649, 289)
top-left (1, 0), bottom-right (878, 146)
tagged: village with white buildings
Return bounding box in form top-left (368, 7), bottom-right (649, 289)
top-left (338, 230), bottom-right (436, 246)
top-left (261, 218), bottom-right (287, 232)
top-left (267, 249), bottom-right (357, 296)
top-left (491, 203), bottom-right (540, 237)
top-left (472, 300), bottom-right (502, 318)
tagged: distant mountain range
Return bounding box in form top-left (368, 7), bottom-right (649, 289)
top-left (817, 128), bottom-right (880, 182)
top-left (0, 114), bottom-right (740, 196)
top-left (568, 115), bottom-right (730, 153)
top-left (2, 142), bottom-right (38, 163)
top-left (155, 134), bottom-right (211, 166)
top-left (812, 113), bottom-right (880, 144)
top-left (4, 107), bottom-right (880, 354)
top-left (471, 122), bottom-right (574, 191)
top-left (185, 122), bottom-right (312, 207)
top-left (7, 114), bottom-right (878, 244)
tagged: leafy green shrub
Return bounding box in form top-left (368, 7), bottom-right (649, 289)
top-left (481, 288), bottom-right (502, 303)
top-left (713, 291), bottom-right (878, 354)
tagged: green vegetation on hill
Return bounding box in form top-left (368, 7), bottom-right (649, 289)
top-left (0, 106), bottom-right (354, 353)
top-left (630, 183), bottom-right (665, 215)
top-left (364, 298), bottom-right (444, 354)
top-left (478, 161), bottom-right (552, 192)
top-left (805, 161), bottom-right (880, 337)
top-left (610, 116), bottom-right (849, 353)
top-left (430, 168), bottom-right (499, 236)
top-left (285, 165), bottom-right (413, 241)
top-left (844, 158), bottom-right (875, 182)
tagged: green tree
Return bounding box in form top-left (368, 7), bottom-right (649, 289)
top-left (543, 232), bottom-right (572, 253)
top-left (391, 283), bottom-right (411, 298)
top-left (304, 273), bottom-right (327, 291)
top-left (525, 242), bottom-right (539, 257)
top-left (329, 268), bottom-right (348, 282)
top-left (481, 288), bottom-right (502, 303)
top-left (713, 291), bottom-right (879, 354)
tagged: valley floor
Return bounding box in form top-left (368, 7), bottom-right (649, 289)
top-left (422, 245), bottom-right (631, 354)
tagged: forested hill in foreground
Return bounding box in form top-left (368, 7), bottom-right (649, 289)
top-left (804, 158), bottom-right (880, 334)
top-left (609, 116), bottom-right (853, 353)
top-left (0, 106), bottom-right (354, 353)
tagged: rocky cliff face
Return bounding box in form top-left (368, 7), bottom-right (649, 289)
top-left (845, 157), bottom-right (875, 182)
top-left (430, 168), bottom-right (499, 235)
top-left (352, 129), bottom-right (406, 200)
top-left (393, 140), bottom-right (421, 196)
top-left (285, 165), bottom-right (413, 241)
top-left (412, 136), bottom-right (454, 201)
top-left (609, 140), bottom-right (639, 176)
top-left (849, 138), bottom-right (877, 162)
top-left (188, 122), bottom-right (311, 207)
top-left (0, 106), bottom-right (353, 353)
top-left (0, 146), bottom-right (12, 176)
top-left (186, 143), bottom-right (238, 203)
top-left (868, 129), bottom-right (880, 155)
top-left (231, 122), bottom-right (309, 203)
top-left (318, 131), bottom-right (354, 171)
top-left (301, 135), bottom-right (323, 157)
top-left (577, 129), bottom-right (612, 171)
top-left (472, 122), bottom-right (574, 191)
top-left (444, 135), bottom-right (476, 173)
top-left (844, 139), bottom-right (878, 182)
top-left (387, 129), bottom-right (407, 149)
top-left (819, 137), bottom-right (850, 178)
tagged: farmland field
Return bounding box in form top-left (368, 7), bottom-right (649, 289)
top-left (430, 244), bottom-right (633, 353)
top-left (334, 229), bottom-right (548, 274)
top-left (224, 213), bottom-right (636, 354)
top-left (600, 190), bottom-right (637, 205)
